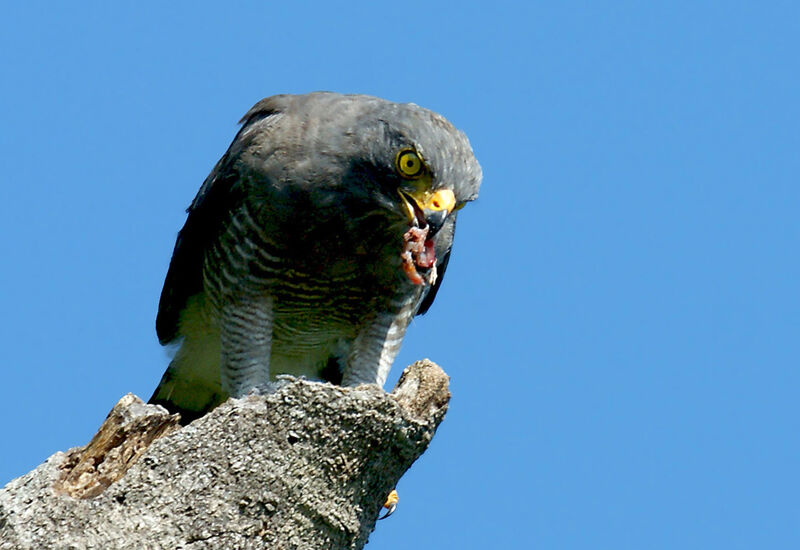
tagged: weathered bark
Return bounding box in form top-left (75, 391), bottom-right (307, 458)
top-left (0, 359), bottom-right (449, 550)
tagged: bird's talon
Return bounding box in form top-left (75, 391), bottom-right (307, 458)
top-left (378, 489), bottom-right (398, 520)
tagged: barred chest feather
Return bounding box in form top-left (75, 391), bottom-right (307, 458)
top-left (198, 201), bottom-right (424, 381)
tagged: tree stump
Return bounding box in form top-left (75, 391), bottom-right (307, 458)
top-left (0, 359), bottom-right (450, 550)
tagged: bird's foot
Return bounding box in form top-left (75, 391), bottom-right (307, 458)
top-left (378, 489), bottom-right (398, 520)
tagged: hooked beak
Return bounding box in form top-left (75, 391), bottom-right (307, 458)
top-left (398, 188), bottom-right (456, 234)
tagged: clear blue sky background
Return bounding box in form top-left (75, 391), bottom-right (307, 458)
top-left (1, 2), bottom-right (797, 548)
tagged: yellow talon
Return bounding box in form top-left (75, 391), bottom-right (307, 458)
top-left (379, 489), bottom-right (399, 520)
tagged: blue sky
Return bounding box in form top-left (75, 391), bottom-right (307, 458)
top-left (1, 2), bottom-right (798, 548)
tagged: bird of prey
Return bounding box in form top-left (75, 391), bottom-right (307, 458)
top-left (149, 92), bottom-right (482, 421)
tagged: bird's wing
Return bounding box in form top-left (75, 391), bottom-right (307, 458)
top-left (155, 159), bottom-right (239, 344)
top-left (156, 101), bottom-right (285, 344)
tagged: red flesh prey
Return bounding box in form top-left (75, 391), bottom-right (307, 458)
top-left (401, 226), bottom-right (436, 285)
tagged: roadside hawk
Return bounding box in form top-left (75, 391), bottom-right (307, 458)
top-left (149, 92), bottom-right (482, 421)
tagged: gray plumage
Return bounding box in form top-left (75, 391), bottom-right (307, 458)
top-left (150, 92), bottom-right (481, 420)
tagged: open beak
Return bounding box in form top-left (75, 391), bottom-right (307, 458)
top-left (398, 188), bottom-right (456, 234)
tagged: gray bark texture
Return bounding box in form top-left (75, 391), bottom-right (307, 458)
top-left (0, 359), bottom-right (450, 550)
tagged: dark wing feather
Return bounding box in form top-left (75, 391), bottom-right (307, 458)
top-left (156, 100), bottom-right (285, 344)
top-left (155, 160), bottom-right (241, 344)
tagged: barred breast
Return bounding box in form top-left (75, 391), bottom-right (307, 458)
top-left (199, 200), bottom-right (421, 382)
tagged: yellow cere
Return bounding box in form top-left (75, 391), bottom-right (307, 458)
top-left (425, 189), bottom-right (456, 212)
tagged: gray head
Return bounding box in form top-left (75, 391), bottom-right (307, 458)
top-left (231, 92), bottom-right (482, 236)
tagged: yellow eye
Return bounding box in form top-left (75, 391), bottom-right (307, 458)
top-left (395, 149), bottom-right (425, 179)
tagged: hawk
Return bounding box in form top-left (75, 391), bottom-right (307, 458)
top-left (149, 93), bottom-right (482, 421)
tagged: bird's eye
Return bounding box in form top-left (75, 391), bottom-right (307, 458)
top-left (395, 149), bottom-right (425, 179)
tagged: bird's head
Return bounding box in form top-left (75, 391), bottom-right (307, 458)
top-left (236, 93), bottom-right (482, 284)
top-left (341, 96), bottom-right (482, 284)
